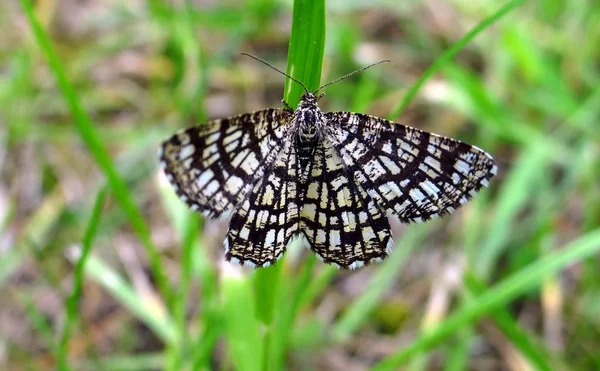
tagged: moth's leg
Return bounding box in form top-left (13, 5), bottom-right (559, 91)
top-left (281, 99), bottom-right (294, 112)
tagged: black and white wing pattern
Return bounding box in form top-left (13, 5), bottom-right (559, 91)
top-left (159, 90), bottom-right (497, 270)
top-left (300, 138), bottom-right (393, 269)
top-left (160, 109), bottom-right (292, 219)
top-left (225, 139), bottom-right (301, 267)
top-left (327, 112), bottom-right (497, 223)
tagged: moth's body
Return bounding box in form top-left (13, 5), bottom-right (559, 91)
top-left (292, 93), bottom-right (327, 173)
top-left (160, 71), bottom-right (497, 270)
top-left (294, 93), bottom-right (326, 141)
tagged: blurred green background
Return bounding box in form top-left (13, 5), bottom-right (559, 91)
top-left (1, 0), bottom-right (599, 370)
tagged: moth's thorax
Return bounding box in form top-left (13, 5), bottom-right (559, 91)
top-left (294, 93), bottom-right (325, 142)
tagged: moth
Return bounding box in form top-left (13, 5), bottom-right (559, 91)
top-left (160, 54), bottom-right (497, 269)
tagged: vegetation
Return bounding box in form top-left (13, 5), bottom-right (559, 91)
top-left (1, 0), bottom-right (599, 369)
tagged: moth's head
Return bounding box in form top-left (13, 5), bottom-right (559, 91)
top-left (299, 92), bottom-right (325, 107)
top-left (300, 92), bottom-right (318, 104)
top-left (297, 92), bottom-right (319, 110)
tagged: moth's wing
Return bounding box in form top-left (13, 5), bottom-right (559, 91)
top-left (160, 109), bottom-right (292, 219)
top-left (300, 138), bottom-right (393, 269)
top-left (326, 112), bottom-right (497, 223)
top-left (225, 139), bottom-right (300, 267)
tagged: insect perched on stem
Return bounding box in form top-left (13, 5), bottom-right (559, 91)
top-left (160, 54), bottom-right (497, 269)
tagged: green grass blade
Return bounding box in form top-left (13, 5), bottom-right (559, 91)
top-left (57, 188), bottom-right (107, 371)
top-left (188, 246), bottom-right (221, 371)
top-left (190, 242), bottom-right (221, 370)
top-left (444, 327), bottom-right (473, 371)
top-left (20, 293), bottom-right (56, 349)
top-left (190, 318), bottom-right (222, 371)
top-left (332, 224), bottom-right (431, 342)
top-left (166, 213), bottom-right (201, 370)
top-left (463, 273), bottom-right (555, 371)
top-left (284, 0), bottom-right (326, 106)
top-left (299, 265), bottom-right (337, 307)
top-left (254, 264), bottom-right (283, 327)
top-left (80, 353), bottom-right (164, 371)
top-left (18, 0), bottom-right (172, 307)
top-left (0, 190), bottom-right (65, 286)
top-left (82, 254), bottom-right (177, 345)
top-left (253, 1), bottom-right (325, 369)
top-left (271, 255), bottom-right (317, 371)
top-left (477, 143), bottom-right (550, 278)
top-left (373, 229), bottom-right (600, 370)
top-left (387, 0), bottom-right (525, 119)
top-left (222, 270), bottom-right (263, 371)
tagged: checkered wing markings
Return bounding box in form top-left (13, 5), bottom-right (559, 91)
top-left (300, 139), bottom-right (393, 269)
top-left (327, 112), bottom-right (497, 223)
top-left (225, 140), bottom-right (300, 267)
top-left (160, 109), bottom-right (291, 218)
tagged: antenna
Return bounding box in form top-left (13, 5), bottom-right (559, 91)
top-left (315, 59), bottom-right (391, 93)
top-left (241, 53), bottom-right (310, 94)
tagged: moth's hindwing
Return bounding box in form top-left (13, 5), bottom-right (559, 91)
top-left (225, 139), bottom-right (300, 267)
top-left (300, 138), bottom-right (393, 269)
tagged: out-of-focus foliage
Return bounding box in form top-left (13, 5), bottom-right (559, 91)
top-left (1, 0), bottom-right (599, 370)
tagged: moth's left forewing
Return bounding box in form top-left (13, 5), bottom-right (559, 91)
top-left (325, 111), bottom-right (497, 223)
top-left (159, 108), bottom-right (291, 219)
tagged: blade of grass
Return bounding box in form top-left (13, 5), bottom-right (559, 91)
top-left (299, 265), bottom-right (337, 307)
top-left (373, 229), bottom-right (600, 370)
top-left (78, 352), bottom-right (164, 371)
top-left (332, 223), bottom-right (431, 342)
top-left (477, 142), bottom-right (550, 278)
top-left (444, 327), bottom-right (473, 371)
top-left (253, 259), bottom-right (283, 371)
top-left (165, 213), bottom-right (201, 371)
top-left (19, 0), bottom-right (172, 308)
top-left (190, 315), bottom-right (222, 371)
top-left (81, 254), bottom-right (177, 345)
top-left (271, 254), bottom-right (318, 371)
top-left (387, 0), bottom-right (525, 119)
top-left (166, 0), bottom-right (206, 122)
top-left (254, 1), bottom-right (325, 370)
top-left (254, 264), bottom-right (283, 327)
top-left (284, 0), bottom-right (326, 106)
top-left (19, 292), bottom-right (56, 348)
top-left (442, 63), bottom-right (569, 158)
top-left (158, 159), bottom-right (220, 370)
top-left (463, 272), bottom-right (555, 371)
top-left (57, 188), bottom-right (107, 371)
top-left (188, 235), bottom-right (221, 371)
top-left (222, 267), bottom-right (263, 371)
top-left (189, 232), bottom-right (221, 371)
top-left (0, 189), bottom-right (65, 285)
